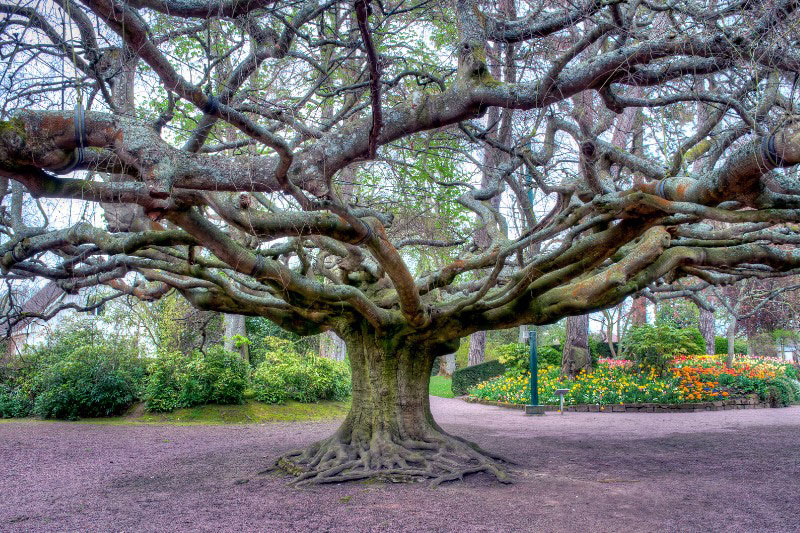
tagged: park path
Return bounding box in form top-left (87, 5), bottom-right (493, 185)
top-left (1, 398), bottom-right (799, 532)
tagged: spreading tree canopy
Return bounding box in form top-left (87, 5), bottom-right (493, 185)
top-left (2, 0), bottom-right (800, 484)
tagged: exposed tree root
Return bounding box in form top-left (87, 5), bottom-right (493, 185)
top-left (263, 430), bottom-right (513, 487)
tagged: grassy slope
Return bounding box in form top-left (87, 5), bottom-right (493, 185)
top-left (429, 376), bottom-right (454, 398)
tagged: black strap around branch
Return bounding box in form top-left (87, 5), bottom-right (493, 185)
top-left (201, 95), bottom-right (220, 115)
top-left (50, 104), bottom-right (87, 175)
top-left (761, 133), bottom-right (786, 169)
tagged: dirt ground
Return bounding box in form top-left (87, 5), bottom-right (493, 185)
top-left (1, 398), bottom-right (798, 532)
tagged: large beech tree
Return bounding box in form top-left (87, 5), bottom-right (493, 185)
top-left (2, 0), bottom-right (800, 485)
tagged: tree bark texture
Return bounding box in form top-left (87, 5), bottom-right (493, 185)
top-left (562, 314), bottom-right (590, 378)
top-left (272, 327), bottom-right (510, 485)
top-left (630, 297), bottom-right (647, 326)
top-left (438, 352), bottom-right (456, 376)
top-left (223, 313), bottom-right (248, 362)
top-left (726, 315), bottom-right (737, 368)
top-left (699, 307), bottom-right (715, 355)
top-left (320, 331), bottom-right (347, 361)
top-left (468, 331), bottom-right (486, 367)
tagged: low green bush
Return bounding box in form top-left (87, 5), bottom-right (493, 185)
top-left (31, 344), bottom-right (144, 420)
top-left (251, 353), bottom-right (350, 404)
top-left (714, 336), bottom-right (748, 355)
top-left (538, 345), bottom-right (562, 367)
top-left (623, 324), bottom-right (705, 375)
top-left (763, 378), bottom-right (795, 407)
top-left (452, 360), bottom-right (506, 396)
top-left (143, 346), bottom-right (249, 412)
top-left (765, 377), bottom-right (797, 407)
top-left (494, 343), bottom-right (561, 372)
top-left (0, 385), bottom-right (31, 418)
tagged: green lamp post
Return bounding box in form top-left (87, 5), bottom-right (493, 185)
top-left (525, 326), bottom-right (545, 415)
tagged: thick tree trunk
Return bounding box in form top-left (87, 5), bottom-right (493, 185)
top-left (320, 331), bottom-right (347, 361)
top-left (271, 327), bottom-right (510, 486)
top-left (699, 307), bottom-right (715, 355)
top-left (223, 313), bottom-right (248, 363)
top-left (562, 315), bottom-right (590, 379)
top-left (468, 331), bottom-right (486, 367)
top-left (438, 352), bottom-right (456, 376)
top-left (630, 297), bottom-right (647, 326)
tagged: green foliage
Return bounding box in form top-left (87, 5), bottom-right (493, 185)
top-left (763, 377), bottom-right (797, 407)
top-left (623, 324), bottom-right (705, 375)
top-left (493, 342), bottom-right (561, 371)
top-left (156, 293), bottom-right (222, 354)
top-left (246, 317), bottom-right (316, 367)
top-left (588, 335), bottom-right (611, 359)
top-left (655, 299), bottom-right (699, 329)
top-left (143, 346), bottom-right (249, 412)
top-left (251, 351), bottom-right (351, 404)
top-left (714, 336), bottom-right (748, 355)
top-left (495, 343), bottom-right (528, 371)
top-left (0, 385), bottom-right (31, 418)
top-left (452, 360), bottom-right (506, 396)
top-left (538, 345), bottom-right (562, 367)
top-left (31, 344), bottom-right (144, 420)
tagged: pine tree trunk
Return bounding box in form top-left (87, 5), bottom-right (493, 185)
top-left (438, 352), bottom-right (456, 376)
top-left (561, 315), bottom-right (590, 379)
top-left (320, 331), bottom-right (347, 361)
top-left (630, 297), bottom-right (647, 326)
top-left (271, 326), bottom-right (510, 486)
top-left (468, 331), bottom-right (486, 367)
top-left (726, 315), bottom-right (737, 368)
top-left (699, 307), bottom-right (715, 355)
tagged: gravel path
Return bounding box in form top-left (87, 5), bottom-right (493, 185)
top-left (2, 398), bottom-right (799, 532)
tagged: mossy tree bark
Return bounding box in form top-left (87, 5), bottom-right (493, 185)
top-left (272, 325), bottom-right (511, 486)
top-left (561, 314), bottom-right (590, 379)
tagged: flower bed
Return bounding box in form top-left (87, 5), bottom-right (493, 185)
top-left (468, 355), bottom-right (799, 407)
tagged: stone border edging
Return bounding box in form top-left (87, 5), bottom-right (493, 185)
top-left (463, 395), bottom-right (775, 412)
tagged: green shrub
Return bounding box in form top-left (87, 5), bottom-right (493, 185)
top-left (763, 377), bottom-right (796, 407)
top-left (452, 360), bottom-right (506, 395)
top-left (31, 344), bottom-right (144, 420)
top-left (588, 335), bottom-right (613, 360)
top-left (251, 353), bottom-right (350, 404)
top-left (143, 346), bottom-right (249, 412)
top-left (784, 378), bottom-right (800, 400)
top-left (714, 336), bottom-right (748, 355)
top-left (494, 343), bottom-right (561, 372)
top-left (623, 324), bottom-right (705, 375)
top-left (538, 345), bottom-right (562, 367)
top-left (495, 343), bottom-right (527, 371)
top-left (0, 385), bottom-right (31, 418)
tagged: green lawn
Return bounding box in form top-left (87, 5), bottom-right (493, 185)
top-left (1, 400), bottom-right (351, 426)
top-left (429, 376), bottom-right (454, 398)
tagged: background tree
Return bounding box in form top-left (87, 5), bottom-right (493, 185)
top-left (561, 314), bottom-right (589, 378)
top-left (3, 0), bottom-right (800, 485)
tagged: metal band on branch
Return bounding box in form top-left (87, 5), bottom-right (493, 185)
top-left (655, 178), bottom-right (668, 199)
top-left (352, 221), bottom-right (374, 246)
top-left (50, 104), bottom-right (87, 175)
top-left (761, 134), bottom-right (786, 169)
top-left (201, 95), bottom-right (220, 116)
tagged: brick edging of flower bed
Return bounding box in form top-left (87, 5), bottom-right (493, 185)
top-left (462, 395), bottom-right (779, 412)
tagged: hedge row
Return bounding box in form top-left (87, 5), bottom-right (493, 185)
top-left (452, 360), bottom-right (506, 396)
